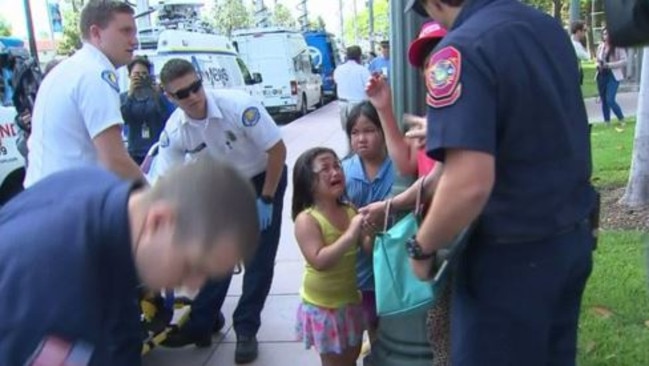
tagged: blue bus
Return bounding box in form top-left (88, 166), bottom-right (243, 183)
top-left (303, 31), bottom-right (340, 100)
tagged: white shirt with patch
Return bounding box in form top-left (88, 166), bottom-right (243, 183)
top-left (151, 89), bottom-right (282, 181)
top-left (24, 43), bottom-right (123, 187)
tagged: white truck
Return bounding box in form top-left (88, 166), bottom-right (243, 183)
top-left (232, 27), bottom-right (323, 117)
top-left (118, 30), bottom-right (263, 99)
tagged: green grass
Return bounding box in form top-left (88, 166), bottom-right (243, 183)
top-left (590, 118), bottom-right (635, 188)
top-left (582, 62), bottom-right (598, 99)
top-left (577, 119), bottom-right (649, 365)
top-left (578, 231), bottom-right (649, 366)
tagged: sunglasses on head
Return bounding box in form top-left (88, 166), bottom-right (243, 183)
top-left (170, 79), bottom-right (203, 100)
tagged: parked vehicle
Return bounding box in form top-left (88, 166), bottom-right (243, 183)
top-left (0, 105), bottom-right (24, 206)
top-left (118, 30), bottom-right (263, 99)
top-left (232, 27), bottom-right (323, 117)
top-left (303, 30), bottom-right (340, 101)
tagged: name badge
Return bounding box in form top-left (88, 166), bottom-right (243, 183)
top-left (142, 125), bottom-right (151, 139)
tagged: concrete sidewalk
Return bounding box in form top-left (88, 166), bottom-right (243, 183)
top-left (143, 103), bottom-right (351, 366)
top-left (585, 91), bottom-right (639, 124)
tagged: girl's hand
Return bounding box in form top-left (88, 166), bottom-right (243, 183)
top-left (359, 201), bottom-right (387, 231)
top-left (348, 214), bottom-right (365, 240)
top-left (404, 114), bottom-right (427, 150)
top-left (365, 73), bottom-right (392, 112)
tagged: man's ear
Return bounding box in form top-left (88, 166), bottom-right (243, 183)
top-left (89, 24), bottom-right (102, 43)
top-left (144, 201), bottom-right (177, 234)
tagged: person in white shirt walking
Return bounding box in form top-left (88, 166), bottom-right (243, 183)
top-left (333, 46), bottom-right (371, 130)
top-left (24, 0), bottom-right (144, 188)
top-left (570, 21), bottom-right (590, 85)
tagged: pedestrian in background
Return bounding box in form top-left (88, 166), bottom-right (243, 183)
top-left (334, 46), bottom-right (371, 131)
top-left (596, 27), bottom-right (627, 126)
top-left (120, 56), bottom-right (175, 165)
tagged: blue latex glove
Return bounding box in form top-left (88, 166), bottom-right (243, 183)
top-left (256, 198), bottom-right (273, 231)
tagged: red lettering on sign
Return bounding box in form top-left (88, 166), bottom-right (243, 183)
top-left (0, 123), bottom-right (16, 138)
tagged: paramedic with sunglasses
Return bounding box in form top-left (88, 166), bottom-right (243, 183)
top-left (152, 58), bottom-right (287, 364)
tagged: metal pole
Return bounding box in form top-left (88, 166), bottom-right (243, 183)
top-left (254, 0), bottom-right (268, 28)
top-left (23, 0), bottom-right (39, 63)
top-left (569, 0), bottom-right (581, 24)
top-left (300, 0), bottom-right (309, 31)
top-left (368, 0), bottom-right (375, 54)
top-left (373, 5), bottom-right (431, 366)
top-left (136, 0), bottom-right (152, 30)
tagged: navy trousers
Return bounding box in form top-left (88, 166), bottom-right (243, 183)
top-left (184, 166), bottom-right (287, 337)
top-left (451, 224), bottom-right (594, 366)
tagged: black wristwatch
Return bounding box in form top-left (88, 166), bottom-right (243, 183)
top-left (406, 236), bottom-right (436, 260)
top-left (260, 195), bottom-right (274, 204)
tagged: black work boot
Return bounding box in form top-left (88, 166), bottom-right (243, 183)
top-left (160, 327), bottom-right (212, 348)
top-left (234, 335), bottom-right (258, 364)
top-left (161, 312), bottom-right (226, 348)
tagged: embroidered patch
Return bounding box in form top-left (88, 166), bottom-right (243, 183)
top-left (242, 107), bottom-right (261, 127)
top-left (159, 131), bottom-right (170, 148)
top-left (425, 46), bottom-right (462, 108)
top-left (101, 70), bottom-right (119, 92)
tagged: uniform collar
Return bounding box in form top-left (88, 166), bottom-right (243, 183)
top-left (180, 90), bottom-right (224, 125)
top-left (79, 42), bottom-right (116, 71)
top-left (451, 0), bottom-right (499, 30)
top-left (347, 154), bottom-right (392, 182)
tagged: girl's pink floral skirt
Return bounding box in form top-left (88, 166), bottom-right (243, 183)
top-left (295, 301), bottom-right (366, 354)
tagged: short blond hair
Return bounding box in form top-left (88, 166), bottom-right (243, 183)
top-left (147, 156), bottom-right (259, 259)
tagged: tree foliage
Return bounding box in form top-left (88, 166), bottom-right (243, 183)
top-left (210, 0), bottom-right (253, 36)
top-left (57, 1), bottom-right (85, 55)
top-left (0, 15), bottom-right (12, 37)
top-left (272, 3), bottom-right (296, 28)
top-left (343, 0), bottom-right (389, 46)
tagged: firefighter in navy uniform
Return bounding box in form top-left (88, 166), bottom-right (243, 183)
top-left (402, 0), bottom-right (599, 365)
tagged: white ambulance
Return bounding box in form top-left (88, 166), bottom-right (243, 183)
top-left (0, 105), bottom-right (24, 205)
top-left (232, 27), bottom-right (324, 117)
top-left (119, 30), bottom-right (263, 100)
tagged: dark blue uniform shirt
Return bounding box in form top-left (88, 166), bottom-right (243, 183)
top-left (425, 0), bottom-right (596, 240)
top-left (121, 90), bottom-right (175, 158)
top-left (0, 168), bottom-right (142, 365)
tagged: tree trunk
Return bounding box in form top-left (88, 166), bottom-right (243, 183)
top-left (552, 0), bottom-right (562, 20)
top-left (620, 47), bottom-right (649, 207)
top-left (585, 0), bottom-right (595, 57)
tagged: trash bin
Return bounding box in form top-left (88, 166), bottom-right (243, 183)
top-left (373, 311), bottom-right (433, 366)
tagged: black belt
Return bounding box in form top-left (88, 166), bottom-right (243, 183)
top-left (479, 218), bottom-right (591, 245)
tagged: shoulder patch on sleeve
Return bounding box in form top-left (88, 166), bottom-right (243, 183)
top-left (101, 70), bottom-right (119, 93)
top-left (425, 46), bottom-right (462, 109)
top-left (159, 130), bottom-right (170, 148)
top-left (241, 106), bottom-right (261, 127)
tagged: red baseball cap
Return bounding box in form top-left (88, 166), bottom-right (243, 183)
top-left (408, 21), bottom-right (448, 68)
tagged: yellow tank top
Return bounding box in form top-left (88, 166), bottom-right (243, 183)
top-left (300, 205), bottom-right (362, 309)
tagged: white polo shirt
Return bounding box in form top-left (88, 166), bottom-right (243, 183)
top-left (152, 89), bottom-right (282, 180)
top-left (24, 43), bottom-right (123, 188)
top-left (333, 61), bottom-right (371, 103)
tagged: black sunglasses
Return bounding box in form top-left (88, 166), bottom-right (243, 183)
top-left (170, 79), bottom-right (203, 100)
